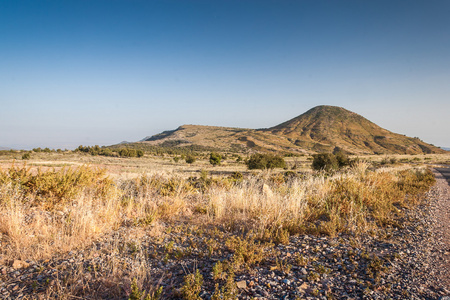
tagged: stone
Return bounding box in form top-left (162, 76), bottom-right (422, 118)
top-left (12, 260), bottom-right (29, 269)
top-left (236, 280), bottom-right (247, 289)
top-left (299, 282), bottom-right (309, 290)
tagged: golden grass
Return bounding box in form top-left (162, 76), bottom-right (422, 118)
top-left (0, 159), bottom-right (436, 263)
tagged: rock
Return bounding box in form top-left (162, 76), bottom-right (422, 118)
top-left (12, 260), bottom-right (29, 269)
top-left (236, 280), bottom-right (247, 289)
top-left (299, 282), bottom-right (309, 290)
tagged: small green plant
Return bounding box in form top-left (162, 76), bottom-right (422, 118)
top-left (144, 287), bottom-right (163, 300)
top-left (212, 261), bottom-right (226, 280)
top-left (307, 271), bottom-right (320, 282)
top-left (225, 235), bottom-right (270, 270)
top-left (129, 278), bottom-right (163, 300)
top-left (181, 269), bottom-right (203, 300)
top-left (129, 278), bottom-right (143, 300)
top-left (276, 257), bottom-right (292, 274)
top-left (295, 253), bottom-right (308, 266)
top-left (22, 152), bottom-right (31, 160)
top-left (165, 241), bottom-right (175, 253)
top-left (211, 271), bottom-right (238, 300)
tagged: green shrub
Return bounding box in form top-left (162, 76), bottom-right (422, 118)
top-left (246, 153), bottom-right (286, 170)
top-left (185, 155), bottom-right (196, 164)
top-left (22, 153), bottom-right (31, 160)
top-left (181, 269), bottom-right (203, 300)
top-left (209, 152), bottom-right (222, 166)
top-left (335, 152), bottom-right (350, 167)
top-left (312, 153), bottom-right (338, 171)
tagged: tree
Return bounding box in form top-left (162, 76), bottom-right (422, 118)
top-left (209, 152), bottom-right (222, 166)
top-left (311, 153), bottom-right (338, 171)
top-left (246, 153), bottom-right (286, 170)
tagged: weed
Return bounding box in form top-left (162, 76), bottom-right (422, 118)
top-left (129, 278), bottom-right (143, 300)
top-left (295, 253), bottom-right (308, 266)
top-left (275, 257), bottom-right (292, 274)
top-left (181, 269), bottom-right (203, 300)
top-left (225, 235), bottom-right (271, 270)
top-left (211, 271), bottom-right (238, 300)
top-left (212, 261), bottom-right (226, 281)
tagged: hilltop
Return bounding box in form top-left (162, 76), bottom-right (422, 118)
top-left (135, 105), bottom-right (444, 155)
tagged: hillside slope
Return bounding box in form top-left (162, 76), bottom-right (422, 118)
top-left (266, 105), bottom-right (444, 154)
top-left (136, 105), bottom-right (444, 155)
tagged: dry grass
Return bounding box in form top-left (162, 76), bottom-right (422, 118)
top-left (0, 159), bottom-right (436, 264)
top-left (0, 154), bottom-right (440, 299)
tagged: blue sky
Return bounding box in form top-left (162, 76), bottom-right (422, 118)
top-left (1, 0), bottom-right (449, 149)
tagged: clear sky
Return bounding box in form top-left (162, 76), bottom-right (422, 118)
top-left (1, 0), bottom-right (449, 150)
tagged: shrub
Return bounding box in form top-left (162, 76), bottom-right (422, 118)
top-left (246, 153), bottom-right (286, 170)
top-left (334, 151), bottom-right (350, 168)
top-left (22, 153), bottom-right (31, 160)
top-left (209, 152), bottom-right (222, 166)
top-left (230, 171), bottom-right (243, 180)
top-left (185, 155), bottom-right (196, 164)
top-left (312, 153), bottom-right (338, 171)
top-left (181, 269), bottom-right (203, 300)
top-left (0, 165), bottom-right (114, 209)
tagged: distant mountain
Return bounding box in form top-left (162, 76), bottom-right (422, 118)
top-left (133, 105), bottom-right (445, 155)
top-left (0, 147), bottom-right (12, 150)
top-left (441, 147), bottom-right (450, 151)
top-left (265, 105), bottom-right (444, 154)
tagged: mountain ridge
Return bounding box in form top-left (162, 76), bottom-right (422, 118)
top-left (137, 105), bottom-right (445, 155)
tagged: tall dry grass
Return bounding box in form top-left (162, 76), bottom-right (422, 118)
top-left (0, 162), bottom-right (435, 262)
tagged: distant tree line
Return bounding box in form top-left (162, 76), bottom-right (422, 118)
top-left (75, 145), bottom-right (144, 158)
top-left (32, 147), bottom-right (64, 153)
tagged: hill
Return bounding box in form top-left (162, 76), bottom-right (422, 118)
top-left (133, 105), bottom-right (444, 155)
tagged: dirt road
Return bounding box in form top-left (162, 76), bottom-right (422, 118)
top-left (436, 166), bottom-right (450, 184)
top-left (430, 168), bottom-right (450, 294)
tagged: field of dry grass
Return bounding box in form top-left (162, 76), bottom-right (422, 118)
top-left (0, 151), bottom-right (448, 299)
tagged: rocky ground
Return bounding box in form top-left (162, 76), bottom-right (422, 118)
top-left (1, 169), bottom-right (449, 300)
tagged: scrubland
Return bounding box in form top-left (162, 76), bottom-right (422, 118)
top-left (0, 152), bottom-right (448, 299)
